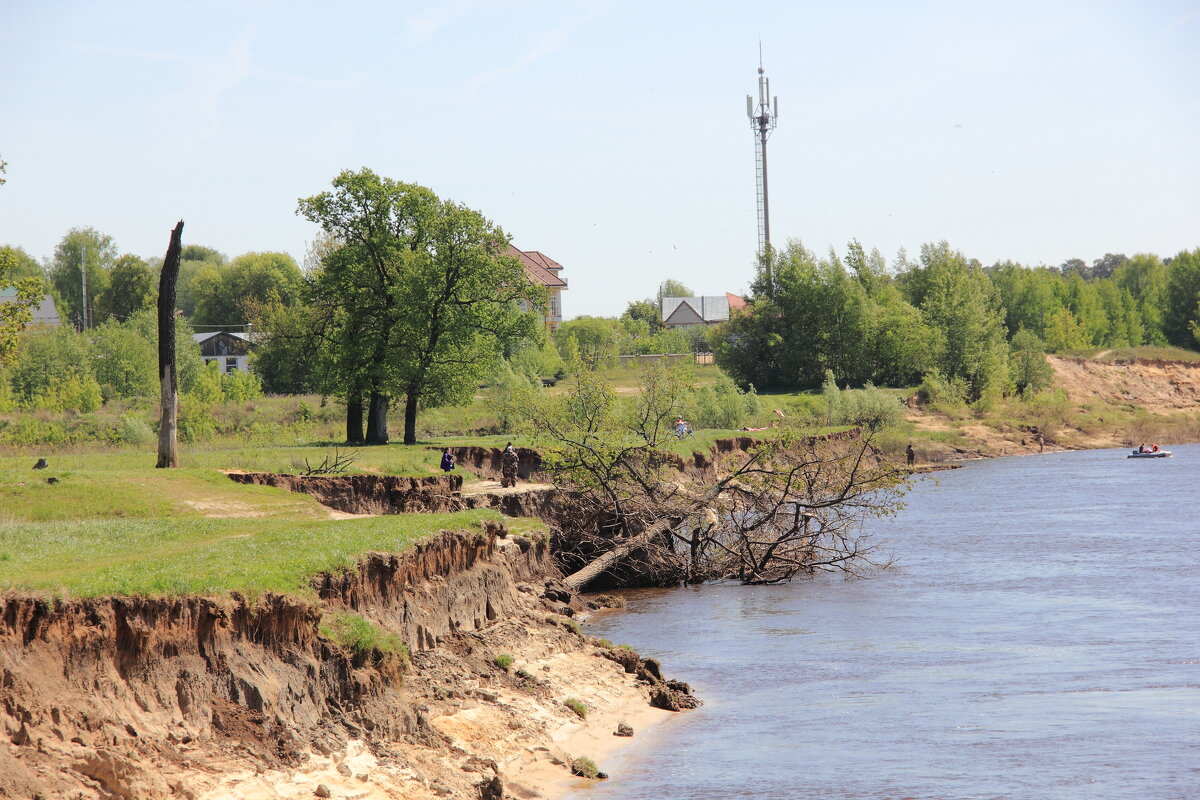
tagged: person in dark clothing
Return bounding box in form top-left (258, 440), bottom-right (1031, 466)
top-left (501, 443), bottom-right (519, 488)
top-left (905, 443), bottom-right (915, 467)
top-left (440, 448), bottom-right (455, 472)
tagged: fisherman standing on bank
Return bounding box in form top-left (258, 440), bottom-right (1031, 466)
top-left (905, 443), bottom-right (915, 467)
top-left (501, 442), bottom-right (519, 488)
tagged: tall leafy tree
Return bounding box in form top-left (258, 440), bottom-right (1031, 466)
top-left (1115, 253), bottom-right (1168, 344)
top-left (298, 168), bottom-right (544, 444)
top-left (0, 249), bottom-right (41, 365)
top-left (656, 279), bottom-right (694, 306)
top-left (898, 242), bottom-right (1008, 399)
top-left (95, 254), bottom-right (157, 323)
top-left (1163, 248), bottom-right (1200, 349)
top-left (190, 251), bottom-right (303, 328)
top-left (48, 227), bottom-right (118, 327)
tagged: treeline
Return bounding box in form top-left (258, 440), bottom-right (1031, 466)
top-left (713, 240), bottom-right (1200, 399)
top-left (0, 232), bottom-right (302, 332)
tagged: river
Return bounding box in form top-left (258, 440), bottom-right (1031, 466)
top-left (572, 445), bottom-right (1200, 800)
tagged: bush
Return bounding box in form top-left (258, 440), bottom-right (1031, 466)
top-left (686, 374), bottom-right (761, 429)
top-left (571, 756), bottom-right (599, 779)
top-left (821, 371), bottom-right (904, 431)
top-left (917, 368), bottom-right (968, 411)
top-left (117, 414), bottom-right (155, 446)
top-left (493, 653), bottom-right (514, 671)
top-left (563, 698), bottom-right (587, 719)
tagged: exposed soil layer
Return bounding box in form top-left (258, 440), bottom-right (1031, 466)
top-left (0, 528), bottom-right (696, 799)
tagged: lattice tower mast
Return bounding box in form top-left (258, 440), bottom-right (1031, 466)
top-left (746, 51), bottom-right (778, 283)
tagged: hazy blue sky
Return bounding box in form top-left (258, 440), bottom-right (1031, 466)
top-left (2, 1), bottom-right (1197, 318)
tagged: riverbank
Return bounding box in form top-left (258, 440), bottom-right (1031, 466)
top-left (0, 526), bottom-right (695, 799)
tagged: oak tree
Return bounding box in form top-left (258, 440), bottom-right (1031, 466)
top-left (298, 168), bottom-right (544, 444)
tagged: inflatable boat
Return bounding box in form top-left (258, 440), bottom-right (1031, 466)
top-left (1127, 450), bottom-right (1171, 458)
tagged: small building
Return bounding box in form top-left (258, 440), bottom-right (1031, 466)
top-left (662, 293), bottom-right (746, 328)
top-left (508, 245), bottom-right (567, 329)
top-left (193, 331), bottom-right (252, 373)
top-left (0, 288), bottom-right (61, 327)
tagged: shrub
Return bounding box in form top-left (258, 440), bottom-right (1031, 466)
top-left (493, 653), bottom-right (514, 671)
top-left (563, 698), bottom-right (587, 719)
top-left (117, 414), bottom-right (155, 446)
top-left (571, 756), bottom-right (599, 779)
top-left (821, 371), bottom-right (904, 431)
top-left (686, 373), bottom-right (761, 429)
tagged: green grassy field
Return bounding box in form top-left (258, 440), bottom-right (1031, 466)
top-left (0, 447), bottom-right (546, 598)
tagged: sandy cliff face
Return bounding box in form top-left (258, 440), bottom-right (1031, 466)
top-left (0, 528), bottom-right (691, 800)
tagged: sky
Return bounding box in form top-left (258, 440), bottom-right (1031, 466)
top-left (1, 0), bottom-right (1197, 319)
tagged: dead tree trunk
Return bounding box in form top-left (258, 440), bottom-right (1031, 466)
top-left (156, 220), bottom-right (184, 468)
top-left (563, 528), bottom-right (661, 592)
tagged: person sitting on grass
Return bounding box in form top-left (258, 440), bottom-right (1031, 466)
top-left (440, 448), bottom-right (455, 472)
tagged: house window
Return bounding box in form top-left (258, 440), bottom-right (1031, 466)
top-left (225, 357), bottom-right (238, 374)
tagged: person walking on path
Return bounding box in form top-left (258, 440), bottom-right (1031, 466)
top-left (905, 443), bottom-right (915, 467)
top-left (501, 443), bottom-right (519, 488)
top-left (440, 448), bottom-right (455, 472)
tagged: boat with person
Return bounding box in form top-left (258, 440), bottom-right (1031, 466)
top-left (1127, 449), bottom-right (1172, 458)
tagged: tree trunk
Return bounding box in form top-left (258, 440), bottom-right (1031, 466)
top-left (155, 220), bottom-right (184, 469)
top-left (403, 389), bottom-right (419, 445)
top-left (346, 393), bottom-right (364, 444)
top-left (563, 529), bottom-right (661, 592)
top-left (365, 390), bottom-right (389, 444)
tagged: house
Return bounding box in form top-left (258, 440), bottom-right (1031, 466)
top-left (661, 293), bottom-right (746, 328)
top-left (193, 331), bottom-right (253, 373)
top-left (507, 245), bottom-right (567, 329)
top-left (0, 288), bottom-right (61, 327)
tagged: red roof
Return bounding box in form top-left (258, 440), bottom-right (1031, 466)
top-left (726, 292), bottom-right (747, 310)
top-left (506, 245), bottom-right (567, 288)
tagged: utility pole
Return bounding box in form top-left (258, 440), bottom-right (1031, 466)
top-left (746, 47), bottom-right (779, 290)
top-left (80, 243), bottom-right (89, 330)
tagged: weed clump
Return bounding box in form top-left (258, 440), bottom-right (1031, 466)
top-left (571, 756), bottom-right (599, 779)
top-left (493, 653), bottom-right (514, 671)
top-left (321, 612), bottom-right (409, 668)
top-left (563, 697), bottom-right (587, 719)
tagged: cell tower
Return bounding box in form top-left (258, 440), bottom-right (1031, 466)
top-left (746, 49), bottom-right (778, 278)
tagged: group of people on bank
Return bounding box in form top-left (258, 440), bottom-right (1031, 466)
top-left (440, 443), bottom-right (521, 487)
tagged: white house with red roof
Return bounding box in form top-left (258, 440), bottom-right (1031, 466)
top-left (507, 245), bottom-right (567, 329)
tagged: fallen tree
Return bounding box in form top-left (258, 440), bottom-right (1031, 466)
top-left (508, 365), bottom-right (909, 590)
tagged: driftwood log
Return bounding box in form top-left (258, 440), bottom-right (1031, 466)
top-left (156, 220), bottom-right (184, 469)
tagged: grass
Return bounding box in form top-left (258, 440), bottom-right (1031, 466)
top-left (321, 612), bottom-right (410, 666)
top-left (0, 509), bottom-right (513, 598)
top-left (1082, 346), bottom-right (1200, 363)
top-left (493, 653), bottom-right (514, 670)
top-left (563, 697), bottom-right (587, 719)
top-left (571, 756), bottom-right (600, 779)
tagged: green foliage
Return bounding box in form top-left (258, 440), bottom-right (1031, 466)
top-left (321, 613), bottom-right (408, 666)
top-left (622, 298), bottom-right (664, 334)
top-left (1163, 249), bottom-right (1200, 349)
top-left (900, 242), bottom-right (1009, 401)
top-left (563, 698), bottom-right (588, 719)
top-left (190, 251), bottom-right (304, 328)
top-left (0, 250), bottom-right (41, 366)
top-left (917, 369), bottom-right (968, 411)
top-left (96, 254), bottom-right (156, 323)
top-left (175, 245), bottom-right (227, 318)
top-left (656, 279), bottom-right (693, 306)
top-left (555, 316), bottom-right (625, 367)
top-left (89, 310), bottom-right (159, 400)
top-left (1009, 328), bottom-right (1054, 395)
top-left (493, 653), bottom-right (514, 670)
top-left (571, 756), bottom-right (599, 779)
top-left (820, 371), bottom-right (904, 431)
top-left (684, 373), bottom-right (760, 429)
top-left (298, 168), bottom-right (545, 444)
top-left (48, 227), bottom-right (118, 325)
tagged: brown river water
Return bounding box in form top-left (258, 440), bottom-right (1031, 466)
top-left (572, 445), bottom-right (1200, 800)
